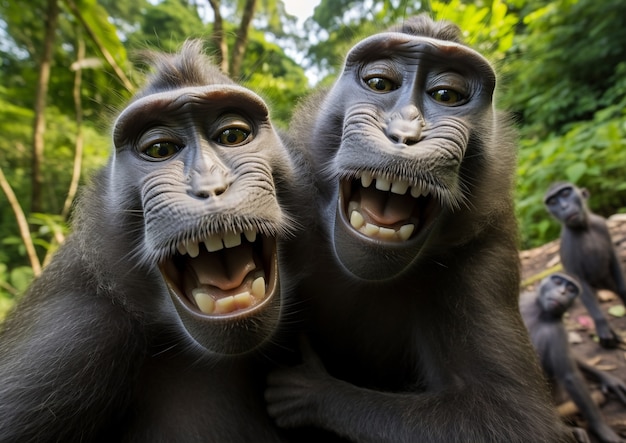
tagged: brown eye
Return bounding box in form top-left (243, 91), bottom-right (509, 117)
top-left (365, 77), bottom-right (398, 93)
top-left (142, 142), bottom-right (182, 159)
top-left (216, 128), bottom-right (250, 146)
top-left (430, 88), bottom-right (465, 105)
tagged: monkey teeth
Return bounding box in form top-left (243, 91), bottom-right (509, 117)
top-left (345, 172), bottom-right (429, 242)
top-left (350, 210), bottom-right (415, 241)
top-left (176, 229), bottom-right (257, 257)
top-left (191, 275), bottom-right (267, 315)
top-left (360, 172), bottom-right (429, 198)
top-left (160, 227), bottom-right (276, 318)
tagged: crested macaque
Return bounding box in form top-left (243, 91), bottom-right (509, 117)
top-left (520, 273), bottom-right (626, 443)
top-left (0, 41), bottom-right (301, 442)
top-left (265, 14), bottom-right (575, 443)
top-left (544, 181), bottom-right (626, 349)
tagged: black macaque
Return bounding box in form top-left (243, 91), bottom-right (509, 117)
top-left (265, 14), bottom-right (576, 443)
top-left (521, 273), bottom-right (626, 443)
top-left (0, 41), bottom-right (303, 442)
top-left (544, 182), bottom-right (626, 349)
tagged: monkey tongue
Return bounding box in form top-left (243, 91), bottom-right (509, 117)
top-left (186, 242), bottom-right (257, 291)
top-left (359, 186), bottom-right (416, 226)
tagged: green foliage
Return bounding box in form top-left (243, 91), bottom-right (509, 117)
top-left (431, 0), bottom-right (517, 63)
top-left (0, 263), bottom-right (33, 321)
top-left (125, 0), bottom-right (208, 53)
top-left (506, 0), bottom-right (626, 248)
top-left (516, 78), bottom-right (626, 248)
top-left (500, 0), bottom-right (626, 136)
top-left (241, 29), bottom-right (310, 127)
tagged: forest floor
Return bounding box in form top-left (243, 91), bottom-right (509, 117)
top-left (520, 215), bottom-right (626, 441)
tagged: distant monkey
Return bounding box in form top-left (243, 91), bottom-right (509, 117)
top-left (521, 273), bottom-right (626, 443)
top-left (0, 41), bottom-right (301, 442)
top-left (544, 181), bottom-right (626, 348)
top-left (266, 14), bottom-right (575, 443)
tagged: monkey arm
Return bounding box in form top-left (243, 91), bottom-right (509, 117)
top-left (554, 353), bottom-right (623, 443)
top-left (266, 337), bottom-right (568, 443)
top-left (608, 247), bottom-right (626, 301)
top-left (0, 267), bottom-right (146, 442)
top-left (577, 280), bottom-right (621, 348)
top-left (577, 360), bottom-right (626, 405)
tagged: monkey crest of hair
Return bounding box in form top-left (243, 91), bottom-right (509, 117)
top-left (267, 14), bottom-right (576, 443)
top-left (0, 40), bottom-right (301, 442)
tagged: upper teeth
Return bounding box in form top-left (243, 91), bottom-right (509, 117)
top-left (360, 171), bottom-right (429, 197)
top-left (176, 229), bottom-right (257, 257)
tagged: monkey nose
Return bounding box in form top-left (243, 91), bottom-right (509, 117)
top-left (189, 173), bottom-right (229, 199)
top-left (385, 119), bottom-right (423, 145)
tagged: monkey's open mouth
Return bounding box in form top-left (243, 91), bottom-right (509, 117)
top-left (341, 171), bottom-right (439, 242)
top-left (160, 230), bottom-right (277, 317)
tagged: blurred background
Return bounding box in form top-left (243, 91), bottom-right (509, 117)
top-left (1, 0), bottom-right (625, 317)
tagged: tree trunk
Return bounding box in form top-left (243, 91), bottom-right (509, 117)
top-left (208, 0), bottom-right (229, 74)
top-left (230, 0), bottom-right (257, 79)
top-left (31, 0), bottom-right (59, 214)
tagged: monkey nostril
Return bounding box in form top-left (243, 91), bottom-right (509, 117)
top-left (191, 184), bottom-right (228, 199)
top-left (389, 135), bottom-right (400, 143)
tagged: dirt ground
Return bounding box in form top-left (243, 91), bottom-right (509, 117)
top-left (520, 215), bottom-right (626, 441)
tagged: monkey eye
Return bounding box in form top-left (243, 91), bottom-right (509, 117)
top-left (429, 88), bottom-right (466, 105)
top-left (216, 127), bottom-right (250, 146)
top-left (365, 76), bottom-right (398, 93)
top-left (142, 141), bottom-right (183, 160)
top-left (551, 275), bottom-right (564, 285)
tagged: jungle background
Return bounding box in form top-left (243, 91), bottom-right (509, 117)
top-left (0, 0), bottom-right (625, 316)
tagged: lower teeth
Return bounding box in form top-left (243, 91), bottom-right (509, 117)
top-left (350, 210), bottom-right (414, 241)
top-left (191, 276), bottom-right (267, 315)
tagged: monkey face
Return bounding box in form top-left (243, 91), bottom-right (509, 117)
top-left (538, 273), bottom-right (581, 317)
top-left (313, 33), bottom-right (497, 279)
top-left (112, 85), bottom-right (296, 355)
top-left (544, 182), bottom-right (589, 228)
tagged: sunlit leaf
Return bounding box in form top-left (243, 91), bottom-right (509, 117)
top-left (608, 305), bottom-right (626, 318)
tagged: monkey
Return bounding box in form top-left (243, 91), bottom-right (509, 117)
top-left (520, 272), bottom-right (626, 443)
top-left (0, 40), bottom-right (302, 442)
top-left (544, 181), bottom-right (626, 349)
top-left (265, 14), bottom-right (576, 443)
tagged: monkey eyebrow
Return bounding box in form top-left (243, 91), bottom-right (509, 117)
top-left (116, 85), bottom-right (269, 126)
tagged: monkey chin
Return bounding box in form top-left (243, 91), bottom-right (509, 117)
top-left (158, 232), bottom-right (281, 356)
top-left (333, 174), bottom-right (441, 281)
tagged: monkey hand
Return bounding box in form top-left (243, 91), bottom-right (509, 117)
top-left (265, 336), bottom-right (340, 429)
top-left (596, 371), bottom-right (626, 405)
top-left (596, 323), bottom-right (622, 349)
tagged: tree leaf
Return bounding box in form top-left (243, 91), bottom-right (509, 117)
top-left (608, 305), bottom-right (626, 318)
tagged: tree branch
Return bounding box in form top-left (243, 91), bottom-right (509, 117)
top-left (0, 166), bottom-right (42, 277)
